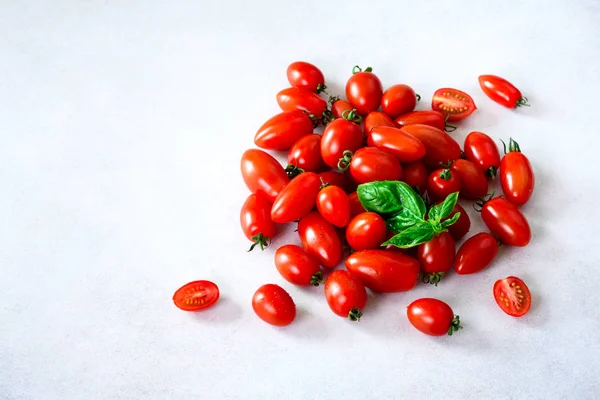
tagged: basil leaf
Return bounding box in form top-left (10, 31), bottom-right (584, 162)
top-left (427, 192), bottom-right (459, 223)
top-left (357, 181), bottom-right (403, 215)
top-left (396, 181), bottom-right (427, 220)
top-left (441, 212), bottom-right (461, 228)
top-left (382, 221), bottom-right (435, 248)
top-left (428, 204), bottom-right (442, 222)
top-left (387, 212), bottom-right (419, 233)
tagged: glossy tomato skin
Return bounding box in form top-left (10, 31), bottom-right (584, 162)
top-left (478, 75), bottom-right (525, 109)
top-left (287, 61), bottom-right (325, 92)
top-left (325, 270), bottom-right (368, 320)
top-left (331, 99), bottom-right (354, 119)
top-left (349, 147), bottom-right (403, 184)
top-left (346, 250), bottom-right (420, 292)
top-left (318, 170), bottom-right (354, 193)
top-left (254, 110), bottom-right (314, 151)
top-left (275, 245), bottom-right (322, 286)
top-left (298, 211), bottom-right (343, 268)
top-left (493, 276), bottom-right (531, 317)
top-left (252, 284), bottom-right (296, 326)
top-left (451, 159), bottom-right (488, 200)
top-left (394, 110), bottom-right (446, 131)
top-left (401, 124), bottom-right (461, 169)
top-left (481, 197), bottom-right (531, 246)
top-left (173, 280), bottom-right (220, 312)
top-left (346, 69), bottom-right (383, 116)
top-left (348, 192), bottom-right (366, 217)
top-left (367, 126), bottom-right (426, 162)
top-left (277, 87), bottom-right (327, 118)
top-left (288, 134), bottom-right (326, 173)
top-left (500, 151), bottom-right (535, 207)
top-left (417, 232), bottom-right (455, 275)
top-left (431, 88), bottom-right (477, 121)
top-left (241, 149), bottom-right (290, 203)
top-left (443, 203), bottom-right (470, 241)
top-left (240, 194), bottom-right (276, 248)
top-left (271, 172), bottom-right (321, 223)
top-left (427, 168), bottom-right (461, 201)
top-left (407, 298), bottom-right (457, 336)
top-left (381, 84), bottom-right (417, 118)
top-left (402, 161), bottom-right (428, 194)
top-left (346, 212), bottom-right (388, 251)
top-left (364, 111), bottom-right (395, 134)
top-left (321, 119), bottom-right (364, 169)
top-left (464, 131), bottom-right (500, 178)
top-left (455, 232), bottom-right (499, 275)
top-left (317, 185), bottom-right (351, 227)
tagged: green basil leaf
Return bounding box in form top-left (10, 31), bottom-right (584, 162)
top-left (396, 181), bottom-right (427, 220)
top-left (438, 192), bottom-right (460, 220)
top-left (428, 204), bottom-right (442, 222)
top-left (386, 212), bottom-right (418, 233)
top-left (382, 221), bottom-right (435, 248)
top-left (357, 181), bottom-right (404, 215)
top-left (441, 212), bottom-right (461, 228)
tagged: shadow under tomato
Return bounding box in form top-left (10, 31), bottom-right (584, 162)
top-left (189, 296), bottom-right (243, 324)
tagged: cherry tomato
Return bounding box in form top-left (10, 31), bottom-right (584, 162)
top-left (271, 172), bottom-right (321, 223)
top-left (346, 212), bottom-right (387, 251)
top-left (254, 110), bottom-right (314, 151)
top-left (381, 84), bottom-right (418, 118)
top-left (275, 245), bottom-right (322, 286)
top-left (402, 160), bottom-right (428, 194)
top-left (500, 138), bottom-right (535, 207)
top-left (442, 203), bottom-right (470, 241)
top-left (367, 126), bottom-right (426, 162)
top-left (241, 149), bottom-right (289, 203)
top-left (348, 191), bottom-right (366, 217)
top-left (431, 88), bottom-right (477, 121)
top-left (364, 111), bottom-right (395, 134)
top-left (318, 170), bottom-right (354, 193)
top-left (450, 159), bottom-right (488, 200)
top-left (298, 211), bottom-right (343, 268)
top-left (324, 270), bottom-right (367, 321)
top-left (317, 185), bottom-right (351, 227)
top-left (277, 87), bottom-right (327, 118)
top-left (427, 167), bottom-right (461, 201)
top-left (330, 98), bottom-right (354, 119)
top-left (173, 280), bottom-right (220, 312)
top-left (288, 134), bottom-right (326, 173)
top-left (464, 131), bottom-right (501, 178)
top-left (417, 232), bottom-right (455, 285)
top-left (346, 250), bottom-right (420, 292)
top-left (480, 197), bottom-right (531, 246)
top-left (321, 118), bottom-right (364, 169)
top-left (287, 61), bottom-right (326, 93)
top-left (345, 66), bottom-right (383, 116)
top-left (493, 276), bottom-right (531, 317)
top-left (407, 298), bottom-right (462, 336)
top-left (454, 232), bottom-right (499, 275)
top-left (479, 75), bottom-right (529, 108)
top-left (252, 284), bottom-right (296, 327)
top-left (400, 124), bottom-right (461, 169)
top-left (240, 193), bottom-right (276, 251)
top-left (348, 147), bottom-right (403, 184)
top-left (394, 110), bottom-right (449, 132)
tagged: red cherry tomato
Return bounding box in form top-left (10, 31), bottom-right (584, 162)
top-left (173, 280), bottom-right (220, 312)
top-left (348, 191), bottom-right (366, 217)
top-left (330, 98), bottom-right (354, 119)
top-left (417, 232), bottom-right (455, 285)
top-left (479, 75), bottom-right (529, 109)
top-left (252, 284), bottom-right (296, 326)
top-left (345, 250), bottom-right (420, 292)
top-left (431, 88), bottom-right (477, 121)
top-left (271, 172), bottom-right (321, 223)
top-left (275, 245), bottom-right (322, 286)
top-left (394, 110), bottom-right (449, 132)
top-left (287, 61), bottom-right (325, 93)
top-left (348, 147), bottom-right (403, 184)
top-left (345, 66), bottom-right (383, 116)
top-left (288, 134), bottom-right (326, 173)
top-left (316, 185), bottom-right (351, 227)
top-left (407, 298), bottom-right (462, 336)
top-left (241, 149), bottom-right (289, 203)
top-left (277, 87), bottom-right (327, 118)
top-left (298, 211), bottom-right (343, 268)
top-left (464, 131), bottom-right (501, 178)
top-left (400, 124), bottom-right (461, 169)
top-left (500, 138), bottom-right (535, 207)
top-left (346, 212), bottom-right (387, 251)
top-left (240, 193), bottom-right (276, 251)
top-left (402, 160), bottom-right (428, 194)
top-left (367, 126), bottom-right (426, 162)
top-left (381, 84), bottom-right (418, 118)
top-left (324, 270), bottom-right (367, 321)
top-left (321, 118), bottom-right (364, 169)
top-left (254, 110), bottom-right (314, 151)
top-left (454, 232), bottom-right (499, 275)
top-left (493, 276), bottom-right (531, 317)
top-left (442, 203), bottom-right (470, 241)
top-left (450, 159), bottom-right (488, 200)
top-left (364, 111), bottom-right (395, 134)
top-left (426, 167), bottom-right (461, 201)
top-left (318, 170), bottom-right (354, 194)
top-left (480, 197), bottom-right (531, 246)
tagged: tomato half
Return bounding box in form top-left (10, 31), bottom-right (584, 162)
top-left (240, 193), bottom-right (276, 251)
top-left (252, 284), bottom-right (296, 326)
top-left (402, 160), bottom-right (428, 194)
top-left (364, 111), bottom-right (395, 134)
top-left (275, 245), bottom-right (322, 286)
top-left (271, 172), bottom-right (321, 223)
top-left (478, 75), bottom-right (529, 108)
top-left (345, 66), bottom-right (383, 116)
top-left (407, 298), bottom-right (462, 336)
top-left (348, 147), bottom-right (403, 184)
top-left (277, 87), bottom-right (327, 118)
top-left (348, 191), bottom-right (366, 217)
top-left (464, 131), bottom-right (501, 178)
top-left (427, 168), bottom-right (461, 201)
top-left (431, 88), bottom-right (477, 121)
top-left (500, 138), bottom-right (535, 207)
top-left (345, 250), bottom-right (420, 292)
top-left (173, 280), bottom-right (220, 312)
top-left (381, 84), bottom-right (418, 118)
top-left (367, 126), bottom-right (426, 162)
top-left (318, 170), bottom-right (355, 194)
top-left (324, 270), bottom-right (367, 321)
top-left (254, 110), bottom-right (314, 150)
top-left (321, 118), bottom-right (364, 169)
top-left (442, 203), bottom-right (470, 241)
top-left (417, 232), bottom-right (455, 285)
top-left (493, 276), bottom-right (531, 317)
top-left (480, 197), bottom-right (531, 246)
top-left (454, 232), bottom-right (499, 275)
top-left (346, 212), bottom-right (388, 251)
top-left (288, 134), bottom-right (326, 173)
top-left (241, 149), bottom-right (289, 203)
top-left (287, 61), bottom-right (325, 93)
top-left (330, 98), bottom-right (354, 119)
top-left (317, 185), bottom-right (351, 227)
top-left (450, 159), bottom-right (488, 200)
top-left (394, 110), bottom-right (448, 132)
top-left (298, 211), bottom-right (343, 268)
top-left (400, 124), bottom-right (461, 169)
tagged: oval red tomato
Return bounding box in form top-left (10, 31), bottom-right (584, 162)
top-left (240, 193), bottom-right (276, 251)
top-left (431, 88), bottom-right (477, 121)
top-left (427, 168), bottom-right (461, 201)
top-left (298, 211), bottom-right (343, 268)
top-left (402, 160), bottom-right (428, 194)
top-left (241, 149), bottom-right (289, 203)
top-left (271, 172), bottom-right (321, 223)
top-left (288, 134), bottom-right (326, 173)
top-left (364, 111), bottom-right (395, 134)
top-left (287, 61), bottom-right (326, 93)
top-left (346, 212), bottom-right (388, 251)
top-left (367, 126), bottom-right (426, 162)
top-left (324, 270), bottom-right (367, 321)
top-left (450, 159), bottom-right (488, 200)
top-left (464, 131), bottom-right (500, 178)
top-left (394, 110), bottom-right (447, 131)
top-left (442, 203), bottom-right (471, 241)
top-left (345, 250), bottom-right (420, 292)
top-left (349, 147), bottom-right (403, 184)
top-left (500, 138), bottom-right (535, 206)
top-left (348, 191), bottom-right (366, 217)
top-left (493, 276), bottom-right (531, 317)
top-left (330, 98), bottom-right (354, 119)
top-left (275, 245), bottom-right (322, 286)
top-left (455, 232), bottom-right (499, 275)
top-left (381, 84), bottom-right (417, 118)
top-left (400, 124), bottom-right (461, 169)
top-left (252, 284), bottom-right (296, 326)
top-left (479, 75), bottom-right (529, 109)
top-left (317, 185), bottom-right (351, 227)
top-left (173, 280), bottom-right (220, 312)
top-left (407, 298), bottom-right (462, 336)
top-left (481, 197), bottom-right (531, 246)
top-left (254, 110), bottom-right (314, 151)
top-left (417, 232), bottom-right (455, 285)
top-left (321, 118), bottom-right (364, 169)
top-left (277, 87), bottom-right (327, 118)
top-left (345, 66), bottom-right (383, 116)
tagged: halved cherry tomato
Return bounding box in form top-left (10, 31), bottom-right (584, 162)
top-left (241, 149), bottom-right (289, 203)
top-left (450, 159), bottom-right (488, 200)
top-left (277, 87), bottom-right (327, 118)
top-left (407, 298), bottom-right (462, 336)
top-left (330, 98), bottom-right (354, 119)
top-left (348, 191), bottom-right (366, 217)
top-left (288, 134), bottom-right (326, 174)
top-left (254, 110), bottom-right (314, 150)
top-left (348, 147), bottom-right (403, 184)
top-left (367, 126), bottom-right (426, 162)
top-left (317, 185), bottom-right (351, 227)
top-left (464, 131), bottom-right (501, 178)
top-left (271, 172), bottom-right (321, 223)
top-left (381, 84), bottom-right (418, 118)
top-left (493, 276), bottom-right (531, 317)
top-left (400, 124), bottom-right (461, 169)
top-left (252, 284), bottom-right (296, 326)
top-left (321, 118), bottom-right (364, 169)
top-left (240, 193), bottom-right (276, 251)
top-left (318, 170), bottom-right (354, 194)
top-left (500, 138), bottom-right (535, 207)
top-left (442, 203), bottom-right (470, 241)
top-left (394, 110), bottom-right (449, 132)
top-left (346, 212), bottom-right (387, 251)
top-left (287, 61), bottom-right (326, 93)
top-left (455, 232), bottom-right (499, 275)
top-left (298, 211), bottom-right (343, 268)
top-left (479, 75), bottom-right (529, 108)
top-left (402, 160), bottom-right (428, 194)
top-left (275, 245), bottom-right (322, 286)
top-left (364, 111), bottom-right (395, 134)
top-left (345, 66), bottom-right (383, 116)
top-left (427, 167), bottom-right (461, 201)
top-left (431, 88), bottom-right (477, 121)
top-left (346, 250), bottom-right (420, 292)
top-left (324, 270), bottom-right (367, 321)
top-left (480, 197), bottom-right (531, 246)
top-left (417, 232), bottom-right (455, 285)
top-left (173, 280), bottom-right (220, 312)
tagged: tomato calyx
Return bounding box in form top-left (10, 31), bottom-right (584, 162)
top-left (352, 65), bottom-right (373, 74)
top-left (473, 192), bottom-right (495, 212)
top-left (447, 315), bottom-right (463, 336)
top-left (348, 307), bottom-right (363, 322)
top-left (500, 138), bottom-right (522, 154)
top-left (337, 150), bottom-right (354, 171)
top-left (444, 114), bottom-right (457, 133)
top-left (341, 109), bottom-right (363, 124)
top-left (310, 271), bottom-right (324, 286)
top-left (515, 97), bottom-right (530, 108)
top-left (285, 164), bottom-right (305, 179)
top-left (316, 83), bottom-right (328, 94)
top-left (439, 168), bottom-right (452, 180)
top-left (422, 272), bottom-right (445, 286)
top-left (248, 233), bottom-right (271, 252)
top-left (487, 166), bottom-right (497, 179)
top-left (302, 110), bottom-right (321, 128)
top-left (319, 177), bottom-right (330, 190)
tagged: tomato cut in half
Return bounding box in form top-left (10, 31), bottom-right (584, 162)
top-left (432, 88), bottom-right (477, 121)
top-left (493, 276), bottom-right (531, 317)
top-left (173, 280), bottom-right (220, 312)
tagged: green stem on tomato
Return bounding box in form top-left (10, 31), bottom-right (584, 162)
top-left (447, 315), bottom-right (463, 336)
top-left (247, 233), bottom-right (271, 252)
top-left (348, 307), bottom-right (363, 322)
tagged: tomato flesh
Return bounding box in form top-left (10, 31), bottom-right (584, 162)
top-left (173, 280), bottom-right (220, 312)
top-left (432, 88), bottom-right (476, 121)
top-left (493, 276), bottom-right (531, 317)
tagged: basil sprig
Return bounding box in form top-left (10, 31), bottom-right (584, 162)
top-left (357, 181), bottom-right (460, 248)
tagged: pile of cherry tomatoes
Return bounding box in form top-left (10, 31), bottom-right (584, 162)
top-left (174, 62), bottom-right (535, 337)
